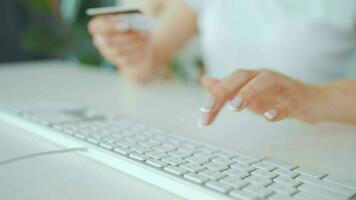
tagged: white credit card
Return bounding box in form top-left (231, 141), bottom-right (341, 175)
top-left (86, 6), bottom-right (160, 31)
top-left (86, 6), bottom-right (142, 16)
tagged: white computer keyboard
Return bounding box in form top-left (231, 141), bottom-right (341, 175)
top-left (0, 106), bottom-right (355, 200)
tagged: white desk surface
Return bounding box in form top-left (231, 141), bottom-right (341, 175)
top-left (0, 60), bottom-right (355, 200)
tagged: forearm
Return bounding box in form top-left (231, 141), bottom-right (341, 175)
top-left (311, 79), bottom-right (356, 124)
top-left (151, 0), bottom-right (197, 68)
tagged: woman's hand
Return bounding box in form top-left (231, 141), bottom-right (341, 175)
top-left (198, 69), bottom-right (327, 126)
top-left (88, 16), bottom-right (156, 83)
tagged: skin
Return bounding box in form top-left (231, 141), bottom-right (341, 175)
top-left (200, 70), bottom-right (356, 125)
top-left (88, 0), bottom-right (196, 83)
top-left (89, 0), bottom-right (356, 125)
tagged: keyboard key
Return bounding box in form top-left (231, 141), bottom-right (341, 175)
top-left (131, 146), bottom-right (151, 154)
top-left (298, 183), bottom-right (350, 200)
top-left (268, 193), bottom-right (294, 200)
top-left (86, 136), bottom-right (100, 144)
top-left (214, 151), bottom-right (237, 159)
top-left (212, 157), bottom-right (235, 165)
top-left (145, 151), bottom-right (168, 159)
top-left (294, 191), bottom-right (334, 200)
top-left (294, 167), bottom-right (326, 178)
top-left (199, 169), bottom-right (226, 180)
top-left (245, 175), bottom-right (272, 187)
top-left (184, 173), bottom-right (208, 184)
top-left (194, 151), bottom-right (216, 159)
top-left (113, 146), bottom-right (131, 155)
top-left (267, 183), bottom-right (297, 195)
top-left (262, 159), bottom-right (296, 170)
top-left (323, 175), bottom-right (356, 190)
top-left (169, 150), bottom-right (192, 158)
top-left (99, 141), bottom-right (114, 150)
top-left (185, 156), bottom-right (209, 165)
top-left (274, 176), bottom-right (301, 187)
top-left (205, 181), bottom-right (232, 193)
top-left (253, 162), bottom-right (276, 171)
top-left (220, 176), bottom-right (249, 188)
top-left (251, 169), bottom-right (277, 179)
top-left (180, 162), bottom-right (206, 173)
top-left (273, 168), bottom-right (298, 178)
top-left (164, 166), bottom-right (187, 176)
top-left (223, 168), bottom-right (249, 179)
top-left (230, 163), bottom-right (256, 172)
top-left (296, 175), bottom-right (355, 198)
top-left (129, 153), bottom-right (148, 161)
top-left (243, 184), bottom-right (274, 198)
top-left (204, 162), bottom-right (229, 171)
top-left (229, 189), bottom-right (260, 200)
top-left (162, 156), bottom-right (186, 166)
top-left (233, 156), bottom-right (259, 165)
top-left (146, 159), bottom-right (168, 168)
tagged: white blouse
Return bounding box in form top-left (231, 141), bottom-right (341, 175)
top-left (186, 0), bottom-right (356, 83)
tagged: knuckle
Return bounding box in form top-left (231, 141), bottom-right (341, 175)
top-left (232, 69), bottom-right (253, 80)
top-left (211, 87), bottom-right (229, 100)
top-left (247, 100), bottom-right (265, 113)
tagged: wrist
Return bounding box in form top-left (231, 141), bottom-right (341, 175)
top-left (297, 84), bottom-right (331, 123)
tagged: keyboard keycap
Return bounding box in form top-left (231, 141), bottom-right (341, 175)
top-left (253, 162), bottom-right (276, 171)
top-left (273, 168), bottom-right (298, 178)
top-left (129, 152), bottom-right (148, 161)
top-left (212, 157), bottom-right (236, 165)
top-left (296, 175), bottom-right (355, 196)
top-left (146, 159), bottom-right (168, 168)
top-left (113, 146), bottom-right (131, 155)
top-left (199, 169), bottom-right (226, 180)
top-left (220, 176), bottom-right (249, 188)
top-left (185, 156), bottom-right (209, 165)
top-left (267, 183), bottom-right (297, 195)
top-left (245, 175), bottom-right (272, 187)
top-left (294, 167), bottom-right (325, 178)
top-left (230, 163), bottom-right (256, 172)
top-left (298, 183), bottom-right (350, 200)
top-left (262, 159), bottom-right (296, 170)
top-left (162, 156), bottom-right (186, 166)
top-left (180, 162), bottom-right (206, 173)
top-left (204, 162), bottom-right (229, 171)
top-left (251, 169), bottom-right (277, 179)
top-left (229, 189), bottom-right (260, 200)
top-left (184, 173), bottom-right (208, 184)
top-left (205, 181), bottom-right (232, 193)
top-left (164, 166), bottom-right (187, 176)
top-left (223, 168), bottom-right (249, 179)
top-left (243, 184), bottom-right (274, 198)
top-left (323, 175), bottom-right (356, 190)
top-left (274, 176), bottom-right (301, 187)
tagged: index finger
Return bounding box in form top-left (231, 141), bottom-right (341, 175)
top-left (88, 16), bottom-right (131, 35)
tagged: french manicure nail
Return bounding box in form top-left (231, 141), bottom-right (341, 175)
top-left (229, 96), bottom-right (244, 111)
top-left (115, 22), bottom-right (130, 31)
top-left (197, 112), bottom-right (209, 128)
top-left (264, 109), bottom-right (278, 120)
top-left (200, 96), bottom-right (216, 112)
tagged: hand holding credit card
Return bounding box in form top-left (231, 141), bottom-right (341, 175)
top-left (86, 6), bottom-right (160, 32)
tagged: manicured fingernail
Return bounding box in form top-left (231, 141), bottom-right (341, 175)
top-left (115, 22), bottom-right (130, 31)
top-left (94, 35), bottom-right (106, 45)
top-left (200, 96), bottom-right (216, 112)
top-left (197, 112), bottom-right (210, 128)
top-left (228, 96), bottom-right (244, 111)
top-left (264, 109), bottom-right (278, 120)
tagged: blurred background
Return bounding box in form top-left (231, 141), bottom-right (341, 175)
top-left (0, 0), bottom-right (201, 81)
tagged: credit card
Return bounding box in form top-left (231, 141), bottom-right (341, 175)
top-left (86, 6), bottom-right (142, 16)
top-left (86, 6), bottom-right (160, 31)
